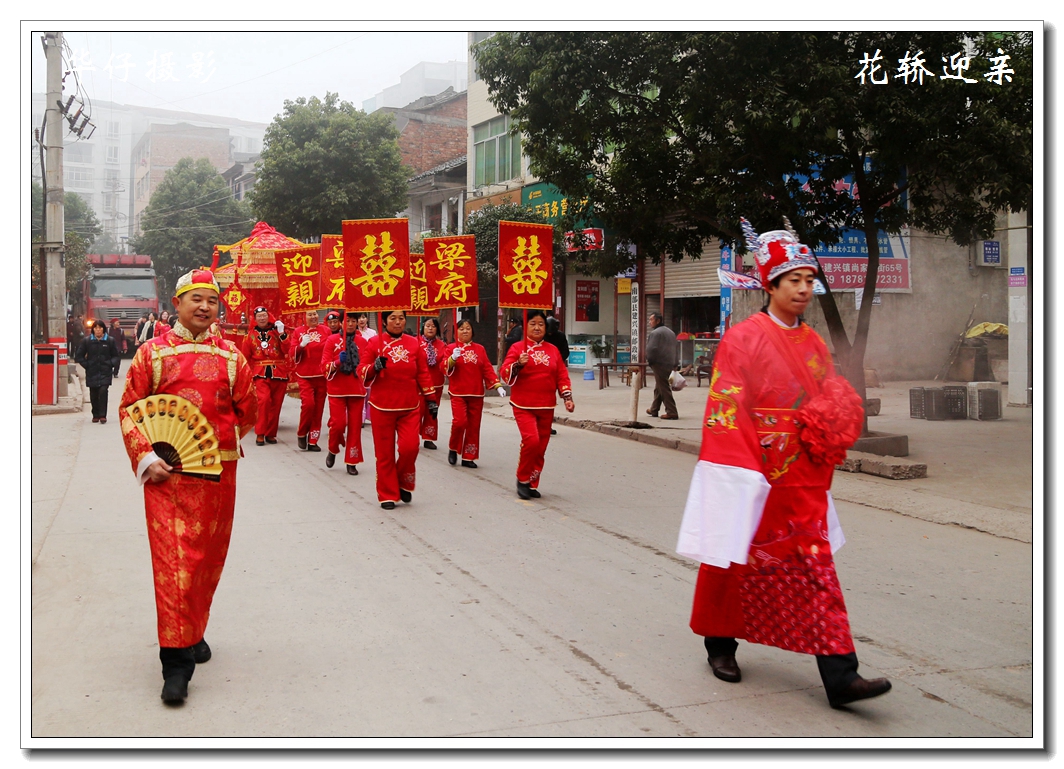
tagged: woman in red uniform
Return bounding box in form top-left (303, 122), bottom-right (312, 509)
top-left (321, 311), bottom-right (368, 475)
top-left (290, 308), bottom-right (332, 451)
top-left (240, 306), bottom-right (290, 445)
top-left (443, 319), bottom-right (505, 469)
top-left (500, 310), bottom-right (574, 499)
top-left (358, 310), bottom-right (435, 509)
top-left (418, 317), bottom-right (447, 450)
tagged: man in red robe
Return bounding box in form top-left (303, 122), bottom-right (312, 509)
top-left (241, 306), bottom-right (290, 445)
top-left (290, 308), bottom-right (333, 451)
top-left (118, 268), bottom-right (256, 704)
top-left (677, 219), bottom-right (890, 710)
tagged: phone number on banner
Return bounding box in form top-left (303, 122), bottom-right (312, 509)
top-left (819, 258), bottom-right (911, 292)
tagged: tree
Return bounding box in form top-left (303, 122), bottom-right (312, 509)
top-left (30, 180), bottom-right (102, 321)
top-left (131, 157), bottom-right (253, 296)
top-left (250, 93), bottom-right (409, 240)
top-left (476, 31), bottom-right (1032, 406)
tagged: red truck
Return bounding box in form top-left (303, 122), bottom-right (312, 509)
top-left (81, 254), bottom-right (159, 351)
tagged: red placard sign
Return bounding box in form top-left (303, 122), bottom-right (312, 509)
top-left (408, 253), bottom-right (433, 316)
top-left (342, 218), bottom-right (412, 312)
top-left (320, 234), bottom-right (346, 308)
top-left (274, 244), bottom-right (323, 311)
top-left (424, 234), bottom-right (478, 310)
top-left (498, 220), bottom-right (553, 310)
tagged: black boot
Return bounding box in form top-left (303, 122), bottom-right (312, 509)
top-left (517, 481), bottom-right (532, 500)
top-left (325, 452), bottom-right (336, 468)
top-left (159, 646), bottom-right (196, 704)
top-left (400, 489), bottom-right (412, 503)
top-left (448, 450), bottom-right (458, 465)
top-left (192, 638), bottom-right (211, 663)
top-left (297, 435), bottom-right (308, 450)
top-left (423, 440), bottom-right (437, 450)
top-left (461, 460), bottom-right (478, 469)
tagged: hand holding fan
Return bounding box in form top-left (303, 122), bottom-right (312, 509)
top-left (127, 395), bottom-right (223, 481)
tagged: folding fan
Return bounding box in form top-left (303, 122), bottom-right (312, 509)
top-left (126, 395), bottom-right (223, 481)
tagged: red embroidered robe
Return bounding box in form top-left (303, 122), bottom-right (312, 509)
top-left (118, 322), bottom-right (256, 648)
top-left (677, 312), bottom-right (856, 656)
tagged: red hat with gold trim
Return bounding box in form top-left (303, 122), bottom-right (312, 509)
top-left (174, 268), bottom-right (220, 297)
top-left (741, 217), bottom-right (820, 288)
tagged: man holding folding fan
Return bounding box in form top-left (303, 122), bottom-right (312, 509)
top-left (118, 268), bottom-right (257, 706)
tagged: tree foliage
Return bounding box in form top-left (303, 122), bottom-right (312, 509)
top-left (250, 92), bottom-right (409, 240)
top-left (131, 157), bottom-right (253, 296)
top-left (476, 31), bottom-right (1032, 393)
top-left (30, 179), bottom-right (102, 302)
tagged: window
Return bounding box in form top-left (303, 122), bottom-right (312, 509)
top-left (107, 121), bottom-right (120, 139)
top-left (471, 32), bottom-right (495, 82)
top-left (65, 142), bottom-right (93, 164)
top-left (64, 167), bottom-right (94, 189)
top-left (473, 115), bottom-right (521, 188)
top-left (106, 145), bottom-right (120, 164)
top-left (104, 168), bottom-right (120, 185)
top-left (103, 192), bottom-right (116, 213)
top-left (425, 203), bottom-right (442, 232)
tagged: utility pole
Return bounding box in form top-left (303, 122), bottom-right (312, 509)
top-left (42, 31), bottom-right (68, 396)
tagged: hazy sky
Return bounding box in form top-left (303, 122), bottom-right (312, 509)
top-left (28, 29), bottom-right (470, 126)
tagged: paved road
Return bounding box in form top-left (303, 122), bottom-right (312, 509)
top-left (28, 370), bottom-right (1034, 743)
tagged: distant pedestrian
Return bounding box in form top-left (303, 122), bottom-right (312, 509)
top-left (109, 319), bottom-right (127, 359)
top-left (502, 316), bottom-right (523, 360)
top-left (74, 320), bottom-right (120, 423)
top-left (544, 316), bottom-right (569, 436)
top-left (645, 312), bottom-right (678, 420)
top-left (137, 312), bottom-right (158, 346)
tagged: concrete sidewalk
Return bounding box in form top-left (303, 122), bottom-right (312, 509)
top-left (503, 369), bottom-right (1035, 544)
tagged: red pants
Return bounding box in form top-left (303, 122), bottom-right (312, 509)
top-left (328, 396), bottom-right (365, 465)
top-left (512, 406), bottom-right (554, 487)
top-left (449, 396), bottom-right (485, 460)
top-left (420, 388), bottom-right (442, 440)
top-left (297, 376), bottom-right (328, 446)
top-left (144, 462), bottom-right (237, 647)
top-left (254, 378), bottom-right (287, 439)
top-left (370, 406), bottom-right (420, 502)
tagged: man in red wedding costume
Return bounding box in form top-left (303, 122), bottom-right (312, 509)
top-left (241, 305), bottom-right (290, 445)
top-left (500, 310), bottom-right (574, 500)
top-left (358, 310), bottom-right (435, 509)
top-left (676, 219), bottom-right (891, 710)
top-left (118, 269), bottom-right (256, 704)
top-left (321, 311), bottom-right (368, 475)
top-left (443, 318), bottom-right (505, 469)
top-left (290, 309), bottom-right (332, 452)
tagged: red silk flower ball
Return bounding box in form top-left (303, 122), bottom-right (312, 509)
top-left (796, 376), bottom-right (865, 466)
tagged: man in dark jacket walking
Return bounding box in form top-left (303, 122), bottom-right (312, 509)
top-left (75, 320), bottom-right (120, 423)
top-left (645, 312), bottom-right (679, 420)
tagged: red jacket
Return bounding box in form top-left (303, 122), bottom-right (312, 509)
top-left (241, 324), bottom-right (291, 380)
top-left (444, 342), bottom-right (500, 397)
top-left (420, 336), bottom-right (447, 392)
top-left (290, 324), bottom-right (332, 379)
top-left (321, 332), bottom-right (368, 397)
top-left (358, 333), bottom-right (434, 411)
top-left (500, 340), bottom-right (572, 410)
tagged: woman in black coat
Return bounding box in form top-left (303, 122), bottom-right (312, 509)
top-left (74, 321), bottom-right (120, 424)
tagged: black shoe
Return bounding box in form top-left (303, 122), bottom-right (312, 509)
top-left (298, 436), bottom-right (308, 450)
top-left (448, 450), bottom-right (458, 465)
top-left (461, 460), bottom-right (478, 469)
top-left (346, 464), bottom-right (359, 475)
top-left (528, 488), bottom-right (541, 498)
top-left (400, 490), bottom-right (412, 503)
top-left (307, 444), bottom-right (322, 453)
top-left (381, 501), bottom-right (395, 510)
top-left (423, 440), bottom-right (437, 450)
top-left (828, 676), bottom-right (892, 709)
top-left (265, 436), bottom-right (278, 444)
top-left (256, 436), bottom-right (265, 446)
top-left (709, 655), bottom-right (742, 683)
top-left (192, 639), bottom-right (211, 664)
top-left (517, 481), bottom-right (532, 500)
top-left (550, 428), bottom-right (557, 435)
top-left (325, 452), bottom-right (336, 468)
top-left (161, 675), bottom-right (189, 704)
